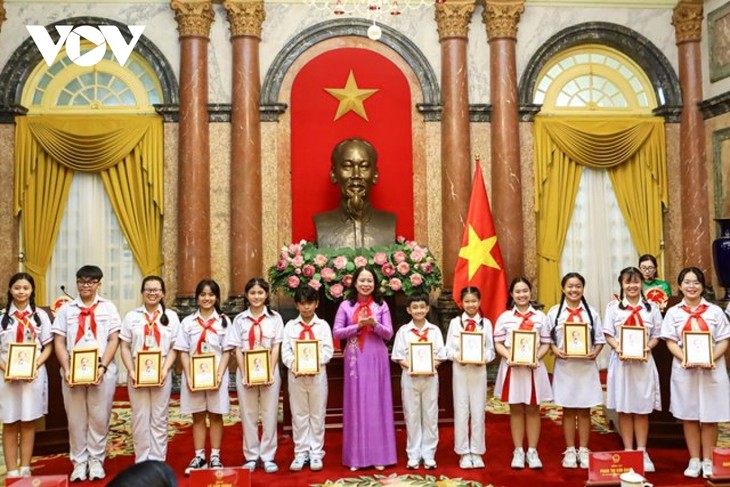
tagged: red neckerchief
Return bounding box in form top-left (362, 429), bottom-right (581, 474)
top-left (515, 310), bottom-right (535, 331)
top-left (143, 310), bottom-right (161, 350)
top-left (298, 321), bottom-right (315, 340)
top-left (681, 304), bottom-right (710, 331)
top-left (464, 318), bottom-right (477, 332)
top-left (195, 316), bottom-right (217, 354)
top-left (410, 327), bottom-right (429, 342)
top-left (13, 310), bottom-right (35, 343)
top-left (354, 296), bottom-right (374, 351)
top-left (623, 304), bottom-right (644, 327)
top-left (75, 302), bottom-right (100, 345)
top-left (247, 315), bottom-right (265, 349)
top-left (565, 307), bottom-right (584, 323)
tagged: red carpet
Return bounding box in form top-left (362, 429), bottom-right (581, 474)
top-left (26, 411), bottom-right (704, 486)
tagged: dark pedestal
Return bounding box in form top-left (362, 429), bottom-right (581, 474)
top-left (647, 340), bottom-right (685, 448)
top-left (34, 342), bottom-right (69, 455)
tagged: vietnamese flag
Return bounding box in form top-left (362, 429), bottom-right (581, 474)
top-left (452, 161), bottom-right (508, 325)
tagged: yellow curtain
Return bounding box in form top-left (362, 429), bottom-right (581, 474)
top-left (535, 116), bottom-right (667, 308)
top-left (14, 115), bottom-right (164, 304)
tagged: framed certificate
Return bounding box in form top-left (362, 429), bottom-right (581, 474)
top-left (682, 330), bottom-right (714, 367)
top-left (564, 322), bottom-right (589, 357)
top-left (408, 341), bottom-right (434, 375)
top-left (294, 340), bottom-right (320, 375)
top-left (459, 332), bottom-right (485, 364)
top-left (190, 353), bottom-right (218, 391)
top-left (70, 348), bottom-right (98, 385)
top-left (619, 326), bottom-right (647, 360)
top-left (244, 349), bottom-right (272, 385)
top-left (5, 343), bottom-right (37, 380)
top-left (135, 350), bottom-right (162, 386)
top-left (510, 330), bottom-right (537, 366)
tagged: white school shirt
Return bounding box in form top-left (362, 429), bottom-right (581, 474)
top-left (546, 303), bottom-right (605, 348)
top-left (445, 313), bottom-right (496, 364)
top-left (224, 308), bottom-right (284, 352)
top-left (173, 310), bottom-right (229, 362)
top-left (391, 320), bottom-right (447, 364)
top-left (493, 306), bottom-right (552, 348)
top-left (120, 306), bottom-right (181, 359)
top-left (0, 304), bottom-right (53, 362)
top-left (281, 314), bottom-right (334, 370)
top-left (51, 296), bottom-right (121, 355)
top-left (603, 299), bottom-right (662, 343)
top-left (660, 298), bottom-right (730, 346)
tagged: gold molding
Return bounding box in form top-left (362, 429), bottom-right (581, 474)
top-left (223, 0), bottom-right (266, 38)
top-left (170, 0), bottom-right (215, 38)
top-left (435, 0), bottom-right (476, 40)
top-left (0, 0), bottom-right (6, 33)
top-left (483, 0), bottom-right (525, 40)
top-left (672, 0), bottom-right (703, 44)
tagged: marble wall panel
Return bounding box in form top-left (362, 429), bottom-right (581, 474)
top-left (0, 125), bottom-right (18, 285)
top-left (209, 122), bottom-right (231, 300)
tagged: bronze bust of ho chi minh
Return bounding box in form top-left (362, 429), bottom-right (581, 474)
top-left (313, 137), bottom-right (396, 249)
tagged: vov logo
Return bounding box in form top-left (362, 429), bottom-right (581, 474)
top-left (26, 25), bottom-right (145, 67)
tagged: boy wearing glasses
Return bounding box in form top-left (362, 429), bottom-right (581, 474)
top-left (52, 265), bottom-right (121, 482)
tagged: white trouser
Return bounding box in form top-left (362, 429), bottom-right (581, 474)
top-left (61, 364), bottom-right (117, 466)
top-left (237, 368), bottom-right (281, 462)
top-left (288, 370), bottom-right (328, 460)
top-left (452, 364), bottom-right (487, 455)
top-left (128, 374), bottom-right (172, 462)
top-left (401, 372), bottom-right (439, 462)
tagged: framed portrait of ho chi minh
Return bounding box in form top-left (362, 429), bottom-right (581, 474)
top-left (408, 341), bottom-right (435, 376)
top-left (190, 353), bottom-right (218, 391)
top-left (510, 330), bottom-right (537, 366)
top-left (135, 350), bottom-right (162, 387)
top-left (564, 322), bottom-right (589, 357)
top-left (70, 347), bottom-right (99, 385)
top-left (294, 340), bottom-right (320, 375)
top-left (5, 343), bottom-right (37, 380)
top-left (244, 349), bottom-right (272, 386)
top-left (682, 330), bottom-right (714, 368)
top-left (619, 326), bottom-right (647, 361)
top-left (458, 331), bottom-right (485, 365)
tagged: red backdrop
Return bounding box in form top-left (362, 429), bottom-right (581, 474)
top-left (291, 47), bottom-right (414, 243)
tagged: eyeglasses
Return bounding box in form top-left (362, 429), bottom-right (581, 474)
top-left (639, 266), bottom-right (656, 271)
top-left (143, 288), bottom-right (163, 294)
top-left (681, 280), bottom-right (701, 287)
top-left (76, 279), bottom-right (100, 287)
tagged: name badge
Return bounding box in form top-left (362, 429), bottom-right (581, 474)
top-left (25, 328), bottom-right (33, 343)
top-left (145, 335), bottom-right (156, 349)
top-left (201, 341), bottom-right (209, 353)
top-left (85, 328), bottom-right (95, 341)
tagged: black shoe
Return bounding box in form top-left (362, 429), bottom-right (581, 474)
top-left (185, 456), bottom-right (207, 476)
top-left (209, 455), bottom-right (224, 469)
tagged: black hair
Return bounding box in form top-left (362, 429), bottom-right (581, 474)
top-left (677, 266), bottom-right (707, 299)
top-left (141, 276), bottom-right (169, 326)
top-left (460, 286), bottom-right (481, 302)
top-left (76, 265), bottom-right (103, 280)
top-left (638, 254), bottom-right (659, 280)
top-left (243, 278), bottom-right (271, 312)
top-left (407, 293), bottom-right (429, 306)
top-left (107, 460), bottom-right (177, 487)
top-left (551, 272), bottom-right (596, 344)
top-left (2, 273), bottom-right (42, 331)
top-left (345, 266), bottom-right (384, 305)
top-left (506, 277), bottom-right (532, 309)
top-left (617, 267), bottom-right (651, 312)
top-left (294, 286), bottom-right (319, 304)
top-left (331, 138), bottom-right (378, 168)
top-left (195, 279), bottom-right (228, 328)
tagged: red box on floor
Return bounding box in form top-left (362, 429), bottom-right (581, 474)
top-left (713, 447), bottom-right (730, 479)
top-left (189, 468), bottom-right (251, 486)
top-left (586, 450), bottom-right (643, 486)
top-left (5, 476), bottom-right (68, 487)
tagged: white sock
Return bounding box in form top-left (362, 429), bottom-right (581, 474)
top-left (210, 448), bottom-right (221, 458)
top-left (195, 449), bottom-right (206, 459)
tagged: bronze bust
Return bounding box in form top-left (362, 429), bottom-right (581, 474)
top-left (313, 138), bottom-right (397, 249)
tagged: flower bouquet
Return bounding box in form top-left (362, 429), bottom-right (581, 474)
top-left (268, 237), bottom-right (442, 301)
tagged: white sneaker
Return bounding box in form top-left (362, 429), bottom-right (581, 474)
top-left (406, 458), bottom-right (420, 469)
top-left (642, 450), bottom-right (655, 473)
top-left (290, 455), bottom-right (307, 471)
top-left (511, 448), bottom-right (525, 469)
top-left (423, 459), bottom-right (437, 470)
top-left (459, 454), bottom-right (473, 469)
top-left (70, 462), bottom-right (88, 482)
top-left (578, 447), bottom-right (590, 469)
top-left (310, 457), bottom-right (323, 471)
top-left (6, 470), bottom-right (20, 479)
top-left (684, 457), bottom-right (701, 478)
top-left (562, 447), bottom-right (577, 469)
top-left (526, 449), bottom-right (543, 469)
top-left (19, 466), bottom-right (32, 477)
top-left (87, 457), bottom-right (106, 481)
top-left (702, 459), bottom-right (713, 479)
top-left (471, 454), bottom-right (485, 469)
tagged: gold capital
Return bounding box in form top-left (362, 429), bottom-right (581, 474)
top-left (482, 0), bottom-right (524, 40)
top-left (672, 0), bottom-right (703, 44)
top-left (0, 0), bottom-right (7, 33)
top-left (223, 0), bottom-right (266, 39)
top-left (435, 0), bottom-right (476, 40)
top-left (170, 0), bottom-right (215, 38)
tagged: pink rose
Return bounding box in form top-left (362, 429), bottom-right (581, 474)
top-left (421, 262), bottom-right (433, 274)
top-left (333, 256), bottom-right (348, 270)
top-left (294, 268), bottom-right (301, 275)
top-left (396, 261), bottom-right (410, 275)
top-left (342, 274), bottom-right (353, 287)
top-left (287, 275), bottom-right (300, 288)
top-left (314, 254), bottom-right (328, 267)
top-left (307, 279), bottom-right (322, 291)
top-left (321, 267), bottom-right (336, 282)
top-left (405, 240), bottom-right (417, 250)
top-left (373, 252), bottom-right (388, 265)
top-left (276, 259), bottom-right (287, 271)
top-left (381, 263), bottom-right (396, 277)
top-left (388, 278), bottom-right (402, 292)
top-left (393, 251), bottom-right (408, 263)
top-left (409, 273), bottom-right (424, 286)
top-left (410, 248), bottom-right (426, 262)
top-left (302, 264), bottom-right (315, 277)
top-left (397, 235), bottom-right (406, 244)
top-left (291, 255), bottom-right (304, 268)
top-left (354, 255), bottom-right (368, 268)
top-left (288, 242), bottom-right (302, 254)
top-left (329, 283), bottom-right (344, 299)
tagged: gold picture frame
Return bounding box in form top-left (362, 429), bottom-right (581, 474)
top-left (408, 341), bottom-right (435, 375)
top-left (70, 347), bottom-right (99, 385)
top-left (190, 353), bottom-right (218, 391)
top-left (682, 330), bottom-right (714, 367)
top-left (458, 331), bottom-right (485, 365)
top-left (510, 330), bottom-right (538, 366)
top-left (135, 350), bottom-right (162, 386)
top-left (294, 340), bottom-right (320, 375)
top-left (564, 322), bottom-right (589, 357)
top-left (619, 326), bottom-right (647, 361)
top-left (244, 349), bottom-right (272, 385)
top-left (5, 343), bottom-right (37, 380)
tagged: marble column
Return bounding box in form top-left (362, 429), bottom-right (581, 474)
top-left (224, 0), bottom-right (265, 303)
top-left (672, 1), bottom-right (712, 281)
top-left (435, 0), bottom-right (475, 291)
top-left (171, 0), bottom-right (214, 300)
top-left (483, 0), bottom-right (524, 281)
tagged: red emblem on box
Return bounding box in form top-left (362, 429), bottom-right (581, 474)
top-left (586, 450), bottom-right (644, 485)
top-left (712, 447), bottom-right (730, 479)
top-left (5, 475), bottom-right (69, 487)
top-left (189, 467), bottom-right (251, 486)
